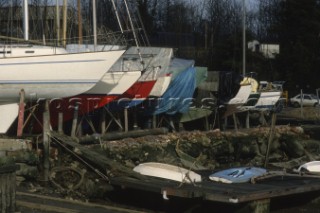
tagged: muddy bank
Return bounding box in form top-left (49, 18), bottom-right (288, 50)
top-left (277, 107), bottom-right (320, 123)
top-left (94, 125), bottom-right (318, 172)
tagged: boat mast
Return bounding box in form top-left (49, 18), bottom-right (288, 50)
top-left (242, 0), bottom-right (246, 76)
top-left (55, 0), bottom-right (60, 45)
top-left (92, 0), bottom-right (97, 51)
top-left (78, 0), bottom-right (83, 45)
top-left (62, 0), bottom-right (67, 47)
top-left (22, 0), bottom-right (29, 41)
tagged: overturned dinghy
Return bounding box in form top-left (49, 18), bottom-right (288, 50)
top-left (133, 162), bottom-right (202, 183)
top-left (293, 161), bottom-right (320, 174)
top-left (209, 167), bottom-right (267, 184)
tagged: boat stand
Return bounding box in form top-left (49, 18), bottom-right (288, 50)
top-left (17, 89), bottom-right (25, 137)
top-left (68, 105), bottom-right (127, 137)
top-left (16, 94), bottom-right (44, 136)
top-left (102, 106), bottom-right (124, 132)
top-left (157, 115), bottom-right (177, 132)
top-left (70, 104), bottom-right (79, 138)
top-left (23, 104), bottom-right (42, 133)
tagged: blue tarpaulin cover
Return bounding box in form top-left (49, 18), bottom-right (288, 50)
top-left (146, 66), bottom-right (196, 115)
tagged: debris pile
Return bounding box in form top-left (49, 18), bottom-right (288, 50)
top-left (98, 125), bottom-right (319, 172)
top-left (0, 138), bottom-right (39, 184)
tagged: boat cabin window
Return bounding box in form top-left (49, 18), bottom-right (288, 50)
top-left (25, 51), bottom-right (35, 54)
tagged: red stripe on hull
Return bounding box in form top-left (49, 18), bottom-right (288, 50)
top-left (116, 80), bottom-right (156, 100)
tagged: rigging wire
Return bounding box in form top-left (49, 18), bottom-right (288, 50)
top-left (130, 0), bottom-right (150, 46)
top-left (110, 0), bottom-right (124, 33)
top-left (123, 0), bottom-right (143, 63)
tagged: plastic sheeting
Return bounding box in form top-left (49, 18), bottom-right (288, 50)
top-left (168, 58), bottom-right (195, 79)
top-left (194, 66), bottom-right (208, 87)
top-left (146, 66), bottom-right (196, 115)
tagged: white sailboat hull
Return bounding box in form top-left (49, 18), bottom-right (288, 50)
top-left (85, 71), bottom-right (141, 95)
top-left (149, 75), bottom-right (172, 97)
top-left (0, 50), bottom-right (125, 102)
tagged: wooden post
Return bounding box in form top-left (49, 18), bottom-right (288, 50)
top-left (17, 89), bottom-right (25, 137)
top-left (264, 112), bottom-right (277, 168)
top-left (223, 117), bottom-right (228, 130)
top-left (246, 111), bottom-right (250, 128)
top-left (42, 100), bottom-right (50, 182)
top-left (77, 117), bottom-right (83, 137)
top-left (71, 105), bottom-right (79, 138)
top-left (169, 117), bottom-right (176, 132)
top-left (152, 115), bottom-right (157, 129)
top-left (100, 109), bottom-right (106, 134)
top-left (58, 112), bottom-right (63, 134)
top-left (133, 108), bottom-right (139, 130)
top-left (124, 108), bottom-right (128, 132)
top-left (204, 115), bottom-right (209, 131)
top-left (233, 113), bottom-right (238, 132)
top-left (300, 89), bottom-right (303, 119)
top-left (259, 111), bottom-right (267, 126)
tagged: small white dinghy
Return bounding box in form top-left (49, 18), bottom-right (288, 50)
top-left (293, 161), bottom-right (320, 174)
top-left (133, 162), bottom-right (202, 183)
top-left (209, 167), bottom-right (267, 184)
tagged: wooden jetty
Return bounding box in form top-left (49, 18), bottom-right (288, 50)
top-left (50, 132), bottom-right (320, 213)
top-left (16, 191), bottom-right (146, 213)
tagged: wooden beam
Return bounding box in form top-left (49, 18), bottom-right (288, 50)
top-left (78, 127), bottom-right (169, 144)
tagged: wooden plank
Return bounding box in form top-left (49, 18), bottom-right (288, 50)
top-left (16, 191), bottom-right (145, 213)
top-left (17, 200), bottom-right (79, 213)
top-left (110, 174), bottom-right (320, 204)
